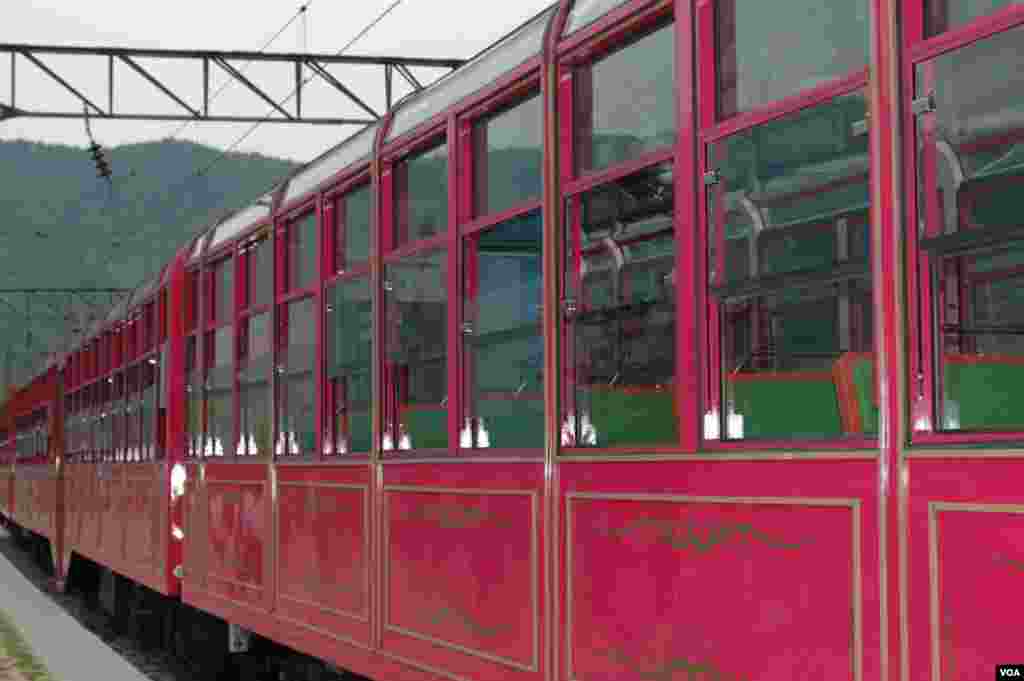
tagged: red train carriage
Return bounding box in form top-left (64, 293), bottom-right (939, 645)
top-left (4, 0), bottom-right (1024, 679)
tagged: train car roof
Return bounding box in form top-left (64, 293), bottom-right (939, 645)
top-left (281, 124), bottom-right (379, 207)
top-left (385, 4), bottom-right (556, 144)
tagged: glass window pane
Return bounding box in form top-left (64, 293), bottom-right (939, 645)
top-left (475, 94), bottom-right (543, 216)
top-left (214, 258), bottom-right (233, 324)
top-left (708, 91), bottom-right (874, 442)
top-left (393, 141), bottom-right (448, 249)
top-left (284, 124), bottom-right (376, 203)
top-left (337, 185), bottom-right (373, 271)
top-left (564, 162), bottom-right (677, 448)
top-left (240, 313), bottom-right (273, 457)
top-left (385, 248), bottom-right (448, 451)
top-left (716, 0), bottom-right (868, 119)
top-left (925, 0), bottom-right (1021, 36)
top-left (204, 326), bottom-right (233, 457)
top-left (290, 213), bottom-right (318, 291)
top-left (279, 298), bottom-right (316, 456)
top-left (577, 25), bottom-right (676, 174)
top-left (247, 239), bottom-right (273, 308)
top-left (565, 0), bottom-right (632, 34)
top-left (185, 337), bottom-right (202, 458)
top-left (463, 211), bottom-right (543, 450)
top-left (326, 276), bottom-right (373, 455)
top-left (386, 8), bottom-right (551, 142)
top-left (915, 27), bottom-right (1024, 432)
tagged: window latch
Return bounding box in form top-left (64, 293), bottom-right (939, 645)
top-left (702, 170), bottom-right (721, 187)
top-left (911, 92), bottom-right (936, 116)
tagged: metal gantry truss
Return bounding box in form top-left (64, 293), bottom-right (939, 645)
top-left (0, 43), bottom-right (465, 125)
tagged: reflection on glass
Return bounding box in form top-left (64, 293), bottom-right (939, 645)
top-left (716, 0), bottom-right (868, 118)
top-left (578, 25), bottom-right (675, 173)
top-left (393, 141), bottom-right (448, 248)
top-left (239, 313), bottom-right (272, 456)
top-left (916, 27), bottom-right (1024, 431)
top-left (925, 0), bottom-right (1020, 36)
top-left (463, 211), bottom-right (543, 450)
top-left (337, 185), bottom-right (373, 271)
top-left (247, 238), bottom-right (273, 308)
top-left (565, 162), bottom-right (677, 447)
top-left (205, 326), bottom-right (233, 457)
top-left (565, 0), bottom-right (632, 33)
top-left (709, 91), bottom-right (875, 441)
top-left (214, 258), bottom-right (233, 324)
top-left (475, 94), bottom-right (543, 216)
top-left (290, 213), bottom-right (318, 291)
top-left (279, 298), bottom-right (316, 456)
top-left (326, 277), bottom-right (373, 455)
top-left (385, 249), bottom-right (448, 451)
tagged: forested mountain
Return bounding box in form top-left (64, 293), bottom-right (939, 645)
top-left (0, 138), bottom-right (298, 389)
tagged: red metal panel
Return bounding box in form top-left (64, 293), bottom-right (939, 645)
top-left (274, 463), bottom-right (372, 647)
top-left (559, 459), bottom-right (879, 681)
top-left (201, 463), bottom-right (269, 611)
top-left (380, 463), bottom-right (545, 681)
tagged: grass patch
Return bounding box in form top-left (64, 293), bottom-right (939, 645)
top-left (0, 608), bottom-right (54, 681)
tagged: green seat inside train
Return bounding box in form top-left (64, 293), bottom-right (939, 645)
top-left (587, 387), bottom-right (677, 446)
top-left (944, 357), bottom-right (1024, 431)
top-left (726, 352), bottom-right (878, 439)
top-left (843, 353), bottom-right (879, 436)
top-left (727, 372), bottom-right (843, 440)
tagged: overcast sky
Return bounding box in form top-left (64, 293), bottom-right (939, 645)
top-left (0, 0), bottom-right (555, 163)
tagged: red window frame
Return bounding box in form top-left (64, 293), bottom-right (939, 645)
top-left (901, 1), bottom-right (1024, 445)
top-left (324, 170), bottom-right (374, 459)
top-left (556, 3), bottom-right (686, 454)
top-left (276, 201), bottom-right (321, 459)
top-left (455, 78), bottom-right (545, 457)
top-left (237, 223), bottom-right (274, 458)
top-left (203, 249), bottom-right (237, 458)
top-left (184, 267), bottom-right (202, 459)
top-left (695, 0), bottom-right (875, 451)
top-left (381, 126), bottom-right (456, 457)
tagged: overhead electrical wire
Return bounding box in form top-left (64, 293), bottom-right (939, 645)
top-left (92, 0), bottom-right (409, 291)
top-left (194, 0), bottom-right (406, 178)
top-left (165, 2), bottom-right (314, 142)
top-left (88, 2), bottom-right (317, 295)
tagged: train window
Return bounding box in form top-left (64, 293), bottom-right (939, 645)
top-left (393, 140), bottom-right (449, 249)
top-left (140, 359), bottom-right (159, 460)
top-left (186, 269), bottom-right (199, 332)
top-left (563, 162), bottom-right (677, 448)
top-left (564, 0), bottom-right (633, 34)
top-left (125, 367), bottom-right (139, 462)
top-left (289, 213), bottom-right (318, 292)
top-left (185, 336), bottom-right (202, 458)
top-left (462, 210), bottom-right (544, 450)
top-left (204, 326), bottom-right (233, 457)
top-left (239, 312), bottom-right (272, 457)
top-left (576, 24), bottom-right (675, 174)
top-left (384, 248), bottom-right (449, 452)
top-left (245, 238), bottom-right (273, 309)
top-left (706, 91), bottom-right (875, 442)
top-left (334, 185), bottom-right (373, 272)
top-left (715, 0), bottom-right (868, 119)
top-left (474, 93), bottom-right (543, 217)
top-left (914, 26), bottom-right (1024, 434)
top-left (925, 0), bottom-right (1021, 36)
top-left (111, 372), bottom-right (124, 461)
top-left (278, 297), bottom-right (316, 457)
top-left (325, 276), bottom-right (373, 455)
top-left (211, 257), bottom-right (234, 325)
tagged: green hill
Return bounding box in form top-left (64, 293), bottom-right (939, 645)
top-left (0, 138), bottom-right (299, 390)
